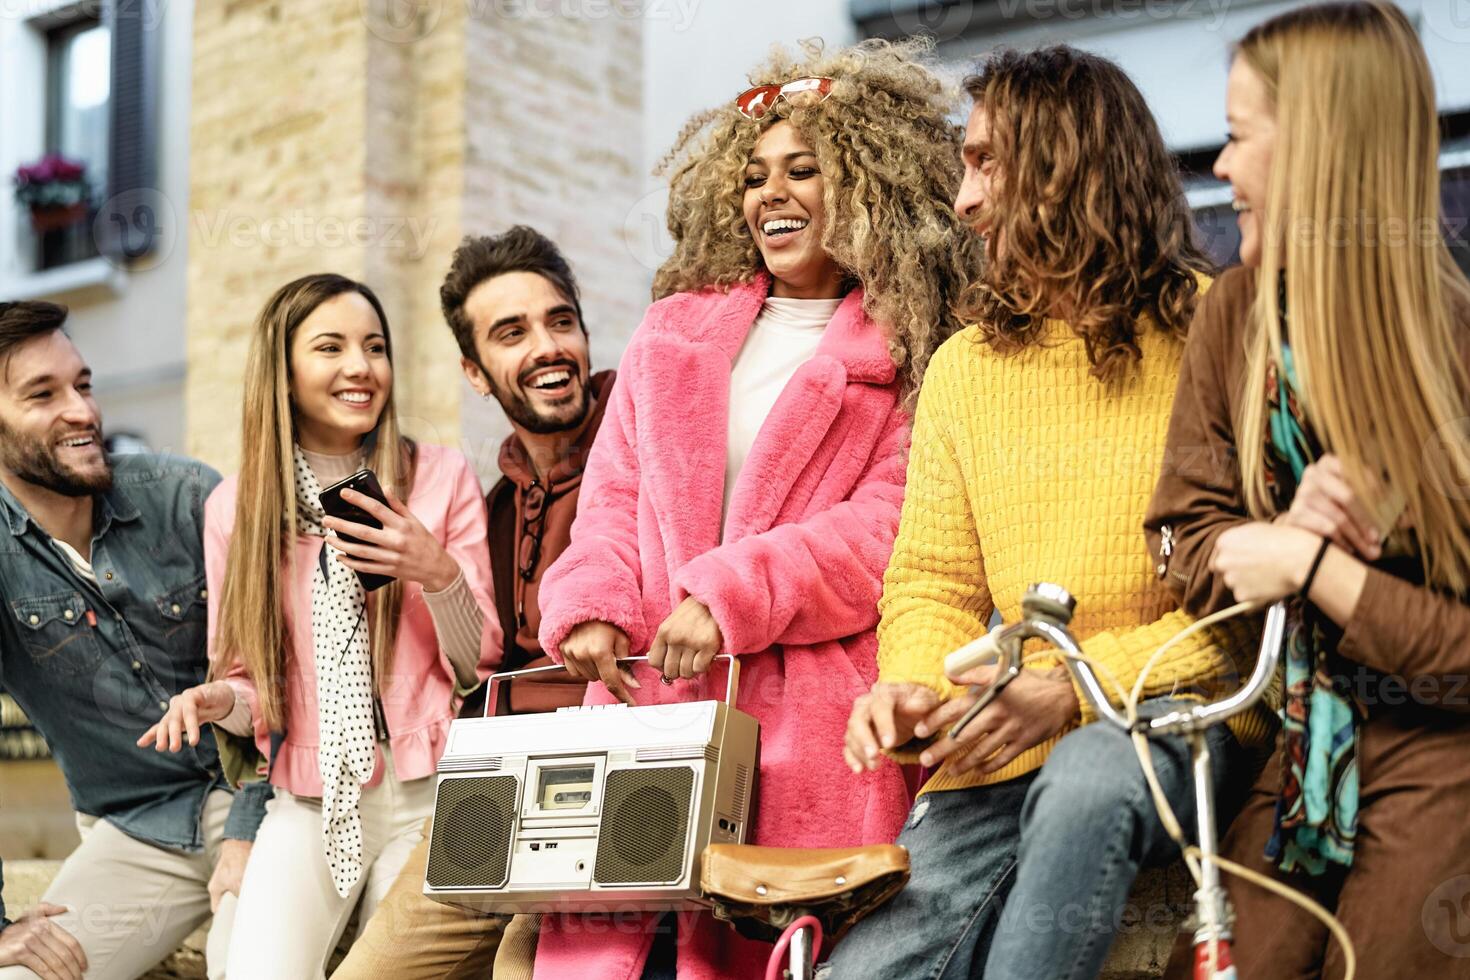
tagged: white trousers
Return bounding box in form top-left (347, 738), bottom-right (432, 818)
top-left (223, 753), bottom-right (435, 980)
top-left (0, 789), bottom-right (235, 980)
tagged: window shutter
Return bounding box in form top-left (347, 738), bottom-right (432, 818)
top-left (100, 0), bottom-right (161, 260)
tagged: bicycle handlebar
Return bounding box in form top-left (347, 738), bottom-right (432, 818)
top-left (945, 584), bottom-right (1285, 741)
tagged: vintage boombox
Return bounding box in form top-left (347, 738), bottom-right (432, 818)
top-left (423, 656), bottom-right (760, 913)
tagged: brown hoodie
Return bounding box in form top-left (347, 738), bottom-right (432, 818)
top-left (478, 369), bottom-right (615, 715)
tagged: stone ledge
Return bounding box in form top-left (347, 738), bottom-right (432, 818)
top-left (1101, 863), bottom-right (1192, 978)
top-left (5, 858), bottom-right (1186, 977)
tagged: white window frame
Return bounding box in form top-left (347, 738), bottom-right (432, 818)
top-left (0, 1), bottom-right (127, 301)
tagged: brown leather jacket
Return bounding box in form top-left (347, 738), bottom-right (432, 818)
top-left (1144, 266), bottom-right (1470, 711)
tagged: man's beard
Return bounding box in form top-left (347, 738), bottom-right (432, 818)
top-left (0, 418), bottom-right (113, 497)
top-left (487, 366), bottom-right (593, 436)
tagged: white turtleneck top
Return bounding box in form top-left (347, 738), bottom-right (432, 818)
top-left (723, 295), bottom-right (841, 520)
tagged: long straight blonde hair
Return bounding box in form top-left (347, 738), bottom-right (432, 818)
top-left (212, 274), bottom-right (415, 731)
top-left (1236, 1), bottom-right (1470, 593)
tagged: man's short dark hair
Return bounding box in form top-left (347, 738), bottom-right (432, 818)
top-left (439, 227), bottom-right (584, 363)
top-left (0, 301), bottom-right (68, 375)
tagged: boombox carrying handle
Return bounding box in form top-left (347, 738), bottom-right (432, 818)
top-left (483, 654), bottom-right (741, 718)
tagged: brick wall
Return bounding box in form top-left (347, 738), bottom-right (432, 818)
top-left (186, 0), bottom-right (647, 487)
top-left (187, 0), bottom-right (374, 470)
top-left (457, 3), bottom-right (649, 482)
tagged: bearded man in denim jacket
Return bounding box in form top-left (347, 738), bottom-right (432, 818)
top-left (0, 302), bottom-right (268, 980)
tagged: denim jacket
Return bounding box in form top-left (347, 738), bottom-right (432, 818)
top-left (0, 454), bottom-right (270, 928)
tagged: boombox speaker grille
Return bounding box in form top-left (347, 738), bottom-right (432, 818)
top-left (426, 775), bottom-right (517, 889)
top-left (593, 767), bottom-right (694, 885)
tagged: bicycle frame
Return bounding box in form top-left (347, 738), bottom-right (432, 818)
top-left (946, 584), bottom-right (1285, 980)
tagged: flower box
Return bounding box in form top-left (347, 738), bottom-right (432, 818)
top-left (13, 154), bottom-right (91, 234)
top-left (28, 202), bottom-right (89, 233)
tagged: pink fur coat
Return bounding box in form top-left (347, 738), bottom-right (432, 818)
top-left (534, 276), bottom-right (913, 979)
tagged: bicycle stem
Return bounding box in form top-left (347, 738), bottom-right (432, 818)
top-left (944, 584), bottom-right (1287, 976)
top-left (1189, 728), bottom-right (1233, 970)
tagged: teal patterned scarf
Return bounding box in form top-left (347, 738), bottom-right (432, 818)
top-left (1262, 344), bottom-right (1363, 875)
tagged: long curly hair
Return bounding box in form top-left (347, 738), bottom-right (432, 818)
top-left (652, 37), bottom-right (981, 401)
top-left (960, 47), bottom-right (1211, 380)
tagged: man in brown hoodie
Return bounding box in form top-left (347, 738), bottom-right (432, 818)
top-left (333, 226), bottom-right (615, 979)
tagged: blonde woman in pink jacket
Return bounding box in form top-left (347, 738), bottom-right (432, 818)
top-left (530, 40), bottom-right (980, 980)
top-left (141, 274), bottom-right (501, 978)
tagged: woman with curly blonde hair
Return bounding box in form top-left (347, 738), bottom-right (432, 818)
top-left (653, 37), bottom-right (979, 401)
top-left (531, 38), bottom-right (978, 980)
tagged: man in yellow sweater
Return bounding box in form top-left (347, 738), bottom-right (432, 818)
top-left (827, 48), bottom-right (1273, 980)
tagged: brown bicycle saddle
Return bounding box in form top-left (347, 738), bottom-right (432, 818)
top-left (700, 843), bottom-right (910, 945)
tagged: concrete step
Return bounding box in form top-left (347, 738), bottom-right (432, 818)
top-left (4, 857), bottom-right (1189, 977)
top-left (0, 760), bottom-right (80, 861)
top-left (1101, 863), bottom-right (1192, 978)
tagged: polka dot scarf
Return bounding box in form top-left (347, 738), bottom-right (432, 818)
top-left (293, 445), bottom-right (376, 898)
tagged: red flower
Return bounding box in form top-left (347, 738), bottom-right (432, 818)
top-left (14, 154), bottom-right (87, 186)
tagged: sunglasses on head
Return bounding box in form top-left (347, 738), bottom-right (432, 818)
top-left (734, 76), bottom-right (834, 120)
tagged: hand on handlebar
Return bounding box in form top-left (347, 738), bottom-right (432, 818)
top-left (560, 620), bottom-right (640, 705)
top-left (844, 682), bottom-right (944, 773)
top-left (915, 665), bottom-right (1079, 777)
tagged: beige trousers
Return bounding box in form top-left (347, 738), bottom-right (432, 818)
top-left (331, 817), bottom-right (540, 980)
top-left (0, 789), bottom-right (235, 980)
top-left (223, 756), bottom-right (435, 980)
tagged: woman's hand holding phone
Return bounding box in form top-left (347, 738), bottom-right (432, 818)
top-left (323, 485), bottom-right (461, 592)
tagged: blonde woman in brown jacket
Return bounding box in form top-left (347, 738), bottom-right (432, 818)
top-left (1146, 3), bottom-right (1470, 977)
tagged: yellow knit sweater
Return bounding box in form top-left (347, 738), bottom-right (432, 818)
top-left (879, 312), bottom-right (1276, 794)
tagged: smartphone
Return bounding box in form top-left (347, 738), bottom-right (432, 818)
top-left (318, 469), bottom-right (393, 592)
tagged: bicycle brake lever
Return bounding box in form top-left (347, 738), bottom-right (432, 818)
top-left (948, 661), bottom-right (1022, 741)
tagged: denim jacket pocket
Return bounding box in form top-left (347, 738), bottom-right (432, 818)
top-left (153, 575), bottom-right (209, 658)
top-left (10, 591), bottom-right (105, 675)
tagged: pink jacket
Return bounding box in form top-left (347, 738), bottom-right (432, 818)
top-left (205, 442), bottom-right (501, 796)
top-left (536, 277), bottom-right (913, 979)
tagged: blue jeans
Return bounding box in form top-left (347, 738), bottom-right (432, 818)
top-left (824, 700), bottom-right (1241, 980)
